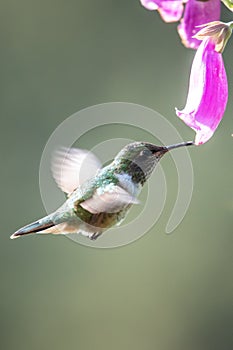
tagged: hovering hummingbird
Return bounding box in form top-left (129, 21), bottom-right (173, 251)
top-left (10, 141), bottom-right (193, 240)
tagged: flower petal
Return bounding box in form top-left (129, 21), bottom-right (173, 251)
top-left (140, 0), bottom-right (158, 10)
top-left (176, 39), bottom-right (228, 145)
top-left (178, 0), bottom-right (221, 49)
top-left (140, 0), bottom-right (183, 22)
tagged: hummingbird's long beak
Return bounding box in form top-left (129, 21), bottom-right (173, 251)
top-left (166, 141), bottom-right (194, 151)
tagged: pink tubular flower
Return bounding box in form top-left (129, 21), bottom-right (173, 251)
top-left (178, 0), bottom-right (221, 49)
top-left (140, 0), bottom-right (184, 22)
top-left (176, 38), bottom-right (228, 145)
top-left (140, 0), bottom-right (221, 49)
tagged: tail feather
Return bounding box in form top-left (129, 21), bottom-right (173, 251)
top-left (10, 217), bottom-right (55, 239)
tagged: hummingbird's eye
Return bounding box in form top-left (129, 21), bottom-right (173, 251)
top-left (140, 148), bottom-right (151, 157)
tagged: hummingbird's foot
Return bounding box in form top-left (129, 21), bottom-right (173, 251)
top-left (90, 232), bottom-right (102, 240)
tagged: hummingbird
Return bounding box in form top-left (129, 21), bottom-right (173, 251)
top-left (10, 141), bottom-right (193, 240)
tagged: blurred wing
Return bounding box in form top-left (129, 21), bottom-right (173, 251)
top-left (80, 185), bottom-right (139, 214)
top-left (51, 147), bottom-right (102, 195)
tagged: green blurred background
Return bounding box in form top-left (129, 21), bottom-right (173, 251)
top-left (1, 1), bottom-right (233, 349)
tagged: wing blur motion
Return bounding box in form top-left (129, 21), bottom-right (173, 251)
top-left (51, 147), bottom-right (102, 195)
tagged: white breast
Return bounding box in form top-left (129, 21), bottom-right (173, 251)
top-left (116, 173), bottom-right (141, 197)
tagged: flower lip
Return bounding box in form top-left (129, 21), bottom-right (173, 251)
top-left (141, 0), bottom-right (158, 10)
top-left (140, 0), bottom-right (184, 22)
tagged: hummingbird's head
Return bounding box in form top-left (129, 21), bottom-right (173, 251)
top-left (114, 141), bottom-right (193, 185)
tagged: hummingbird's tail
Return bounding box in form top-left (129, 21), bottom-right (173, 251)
top-left (10, 216), bottom-right (55, 239)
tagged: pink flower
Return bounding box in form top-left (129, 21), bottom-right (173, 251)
top-left (178, 0), bottom-right (221, 49)
top-left (140, 0), bottom-right (221, 49)
top-left (140, 0), bottom-right (183, 22)
top-left (176, 38), bottom-right (228, 145)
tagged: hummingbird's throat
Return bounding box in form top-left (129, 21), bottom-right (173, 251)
top-left (125, 158), bottom-right (158, 186)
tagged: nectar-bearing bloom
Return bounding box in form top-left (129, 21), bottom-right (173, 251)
top-left (176, 21), bottom-right (232, 144)
top-left (178, 0), bottom-right (221, 49)
top-left (140, 0), bottom-right (184, 22)
top-left (176, 22), bottom-right (232, 144)
top-left (140, 0), bottom-right (221, 49)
